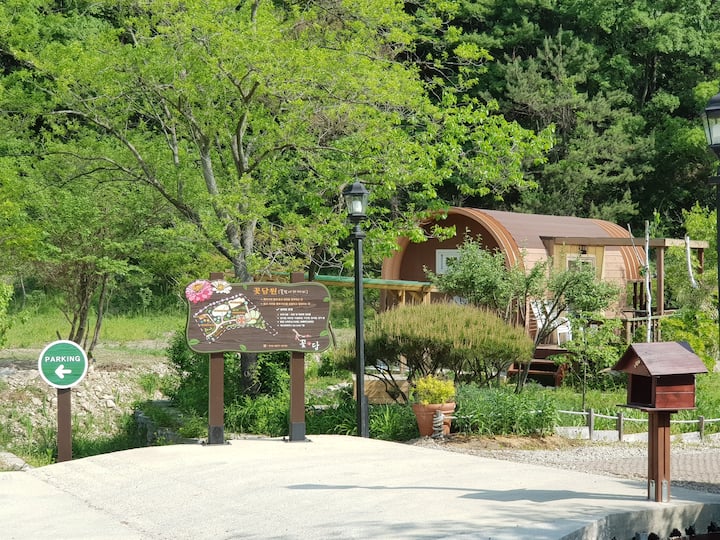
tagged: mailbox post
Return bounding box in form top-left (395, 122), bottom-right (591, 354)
top-left (613, 341), bottom-right (708, 502)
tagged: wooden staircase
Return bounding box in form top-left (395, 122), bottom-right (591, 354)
top-left (507, 345), bottom-right (570, 387)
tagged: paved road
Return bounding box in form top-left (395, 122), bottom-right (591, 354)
top-left (2, 435), bottom-right (720, 540)
top-left (576, 449), bottom-right (720, 494)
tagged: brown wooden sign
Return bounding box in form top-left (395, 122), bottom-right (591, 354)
top-left (185, 280), bottom-right (332, 353)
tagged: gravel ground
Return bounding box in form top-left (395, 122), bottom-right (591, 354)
top-left (409, 433), bottom-right (720, 494)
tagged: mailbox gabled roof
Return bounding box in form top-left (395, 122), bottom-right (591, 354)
top-left (613, 341), bottom-right (708, 377)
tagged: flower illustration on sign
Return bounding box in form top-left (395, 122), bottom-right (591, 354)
top-left (212, 280), bottom-right (232, 294)
top-left (185, 280), bottom-right (213, 304)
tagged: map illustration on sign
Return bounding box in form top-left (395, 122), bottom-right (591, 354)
top-left (185, 280), bottom-right (332, 353)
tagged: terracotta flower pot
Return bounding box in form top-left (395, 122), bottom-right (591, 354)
top-left (412, 402), bottom-right (456, 437)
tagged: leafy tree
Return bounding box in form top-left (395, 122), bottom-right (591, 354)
top-left (0, 0), bottom-right (549, 280)
top-left (428, 235), bottom-right (545, 324)
top-left (1, 0), bottom-right (553, 387)
top-left (407, 0), bottom-right (720, 231)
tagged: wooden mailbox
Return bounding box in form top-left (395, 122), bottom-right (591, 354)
top-left (613, 341), bottom-right (707, 411)
top-left (613, 341), bottom-right (708, 502)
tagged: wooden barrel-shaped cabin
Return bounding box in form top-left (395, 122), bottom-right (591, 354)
top-left (381, 208), bottom-right (645, 316)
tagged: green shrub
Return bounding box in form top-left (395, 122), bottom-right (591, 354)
top-left (306, 392), bottom-right (358, 435)
top-left (660, 308), bottom-right (719, 372)
top-left (361, 303), bottom-right (533, 400)
top-left (0, 283), bottom-right (13, 348)
top-left (177, 413), bottom-right (208, 439)
top-left (369, 404), bottom-right (419, 440)
top-left (165, 330), bottom-right (290, 415)
top-left (413, 374), bottom-right (455, 405)
top-left (455, 384), bottom-right (557, 436)
top-left (225, 393), bottom-right (290, 437)
top-left (317, 348), bottom-right (352, 378)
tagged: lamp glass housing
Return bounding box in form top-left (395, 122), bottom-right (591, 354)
top-left (702, 92), bottom-right (720, 158)
top-left (343, 181), bottom-right (369, 219)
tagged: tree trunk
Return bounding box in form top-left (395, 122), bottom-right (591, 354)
top-left (87, 274), bottom-right (110, 357)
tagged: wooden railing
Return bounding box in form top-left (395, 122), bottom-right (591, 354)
top-left (621, 313), bottom-right (674, 342)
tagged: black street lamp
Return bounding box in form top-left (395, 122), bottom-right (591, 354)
top-left (343, 180), bottom-right (370, 438)
top-left (702, 90), bottom-right (720, 347)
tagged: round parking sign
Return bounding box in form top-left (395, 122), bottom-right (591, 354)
top-left (38, 340), bottom-right (89, 389)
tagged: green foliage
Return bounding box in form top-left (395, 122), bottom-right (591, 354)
top-left (0, 0), bottom-right (553, 302)
top-left (317, 349), bottom-right (352, 379)
top-left (0, 283), bottom-right (13, 348)
top-left (429, 235), bottom-right (544, 322)
top-left (363, 303), bottom-right (534, 397)
top-left (559, 318), bottom-right (627, 391)
top-left (177, 414), bottom-right (208, 439)
top-left (413, 375), bottom-right (455, 405)
top-left (696, 372), bottom-right (720, 433)
top-left (164, 330), bottom-right (291, 415)
top-left (660, 309), bottom-right (719, 372)
top-left (306, 392), bottom-right (358, 436)
top-left (255, 352), bottom-right (290, 397)
top-left (454, 385), bottom-right (557, 436)
top-left (552, 265), bottom-right (619, 317)
top-left (664, 203), bottom-right (717, 313)
top-left (225, 394), bottom-right (289, 437)
top-left (369, 404), bottom-right (419, 441)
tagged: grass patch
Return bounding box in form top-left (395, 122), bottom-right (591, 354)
top-left (6, 311), bottom-right (183, 348)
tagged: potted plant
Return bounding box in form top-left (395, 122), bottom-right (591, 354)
top-left (411, 374), bottom-right (456, 437)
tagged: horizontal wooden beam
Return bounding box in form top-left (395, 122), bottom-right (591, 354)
top-left (541, 237), bottom-right (708, 249)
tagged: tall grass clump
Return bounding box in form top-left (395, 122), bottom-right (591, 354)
top-left (306, 393), bottom-right (358, 435)
top-left (455, 384), bottom-right (557, 436)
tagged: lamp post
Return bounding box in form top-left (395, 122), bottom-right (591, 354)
top-left (343, 180), bottom-right (370, 438)
top-left (701, 90), bottom-right (720, 349)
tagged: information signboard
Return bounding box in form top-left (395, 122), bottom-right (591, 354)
top-left (37, 340), bottom-right (89, 389)
top-left (185, 280), bottom-right (331, 353)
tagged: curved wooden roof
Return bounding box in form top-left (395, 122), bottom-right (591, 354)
top-left (382, 208), bottom-right (645, 282)
top-left (452, 208), bottom-right (643, 279)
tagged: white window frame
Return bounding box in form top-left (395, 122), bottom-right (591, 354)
top-left (436, 249), bottom-right (460, 274)
top-left (566, 254), bottom-right (596, 271)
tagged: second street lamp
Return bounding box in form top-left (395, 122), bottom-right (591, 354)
top-left (701, 90), bottom-right (720, 349)
top-left (343, 180), bottom-right (370, 438)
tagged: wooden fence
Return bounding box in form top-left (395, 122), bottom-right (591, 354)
top-left (559, 409), bottom-right (720, 442)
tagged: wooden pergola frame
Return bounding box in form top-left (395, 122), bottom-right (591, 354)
top-left (541, 236), bottom-right (709, 317)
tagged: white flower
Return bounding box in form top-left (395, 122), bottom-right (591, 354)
top-left (212, 280), bottom-right (232, 294)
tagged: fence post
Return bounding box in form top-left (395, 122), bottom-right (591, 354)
top-left (588, 408), bottom-right (594, 441)
top-left (699, 416), bottom-right (705, 440)
top-left (617, 411), bottom-right (624, 442)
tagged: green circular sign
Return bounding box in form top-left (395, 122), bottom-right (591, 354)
top-left (37, 340), bottom-right (89, 389)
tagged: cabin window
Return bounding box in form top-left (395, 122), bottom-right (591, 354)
top-left (566, 254), bottom-right (596, 271)
top-left (436, 249), bottom-right (460, 274)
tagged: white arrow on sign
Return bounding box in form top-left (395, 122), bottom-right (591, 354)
top-left (55, 364), bottom-right (72, 379)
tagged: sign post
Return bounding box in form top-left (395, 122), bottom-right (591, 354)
top-left (37, 340), bottom-right (89, 461)
top-left (185, 277), bottom-right (332, 445)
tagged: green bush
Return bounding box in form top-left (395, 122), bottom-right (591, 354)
top-left (454, 384), bottom-right (557, 436)
top-left (0, 283), bottom-right (13, 348)
top-left (413, 374), bottom-right (455, 404)
top-left (306, 391), bottom-right (358, 435)
top-left (660, 308), bottom-right (719, 372)
top-left (225, 393), bottom-right (289, 436)
top-left (164, 330), bottom-right (290, 415)
top-left (370, 404), bottom-right (419, 440)
top-left (361, 303), bottom-right (533, 399)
